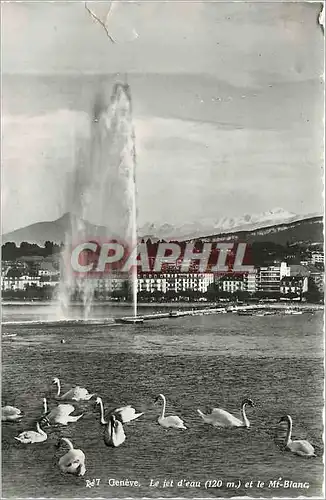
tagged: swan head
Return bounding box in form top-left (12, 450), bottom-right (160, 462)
top-left (95, 397), bottom-right (102, 405)
top-left (278, 414), bottom-right (292, 425)
top-left (242, 398), bottom-right (255, 408)
top-left (61, 459), bottom-right (84, 476)
top-left (52, 377), bottom-right (60, 385)
top-left (110, 414), bottom-right (121, 430)
top-left (154, 394), bottom-right (165, 405)
top-left (39, 415), bottom-right (51, 427)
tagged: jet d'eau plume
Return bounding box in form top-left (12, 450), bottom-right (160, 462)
top-left (57, 82), bottom-right (138, 320)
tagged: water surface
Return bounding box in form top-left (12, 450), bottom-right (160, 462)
top-left (2, 305), bottom-right (324, 498)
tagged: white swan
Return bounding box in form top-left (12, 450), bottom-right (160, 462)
top-left (155, 394), bottom-right (187, 429)
top-left (14, 421), bottom-right (47, 444)
top-left (41, 397), bottom-right (83, 426)
top-left (58, 437), bottom-right (86, 476)
top-left (52, 377), bottom-right (94, 401)
top-left (96, 396), bottom-right (143, 424)
top-left (2, 405), bottom-right (23, 422)
top-left (197, 398), bottom-right (255, 428)
top-left (278, 415), bottom-right (316, 457)
top-left (103, 414), bottom-right (126, 447)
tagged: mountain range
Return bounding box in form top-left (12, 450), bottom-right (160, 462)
top-left (1, 209), bottom-right (323, 246)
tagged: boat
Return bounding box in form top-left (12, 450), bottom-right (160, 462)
top-left (115, 317), bottom-right (144, 324)
top-left (284, 310), bottom-right (303, 315)
top-left (169, 311), bottom-right (188, 318)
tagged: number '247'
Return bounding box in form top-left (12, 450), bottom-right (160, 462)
top-left (86, 479), bottom-right (101, 488)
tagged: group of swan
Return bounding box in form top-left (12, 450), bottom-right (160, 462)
top-left (3, 379), bottom-right (316, 464)
top-left (2, 377), bottom-right (145, 475)
top-left (95, 396), bottom-right (143, 447)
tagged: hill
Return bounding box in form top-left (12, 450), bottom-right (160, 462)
top-left (2, 212), bottom-right (323, 247)
top-left (185, 216), bottom-right (323, 246)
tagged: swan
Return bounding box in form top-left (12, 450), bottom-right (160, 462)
top-left (278, 415), bottom-right (316, 457)
top-left (14, 421), bottom-right (47, 444)
top-left (41, 397), bottom-right (83, 426)
top-left (103, 414), bottom-right (126, 447)
top-left (58, 437), bottom-right (86, 476)
top-left (155, 394), bottom-right (187, 429)
top-left (197, 398), bottom-right (255, 428)
top-left (96, 396), bottom-right (143, 424)
top-left (52, 377), bottom-right (94, 401)
top-left (2, 405), bottom-right (23, 422)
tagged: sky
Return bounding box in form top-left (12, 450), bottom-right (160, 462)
top-left (1, 0), bottom-right (324, 234)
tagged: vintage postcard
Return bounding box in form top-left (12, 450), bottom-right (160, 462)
top-left (1, 0), bottom-right (325, 498)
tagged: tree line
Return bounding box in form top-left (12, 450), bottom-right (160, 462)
top-left (1, 240), bottom-right (323, 267)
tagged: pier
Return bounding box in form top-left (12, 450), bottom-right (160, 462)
top-left (115, 302), bottom-right (320, 324)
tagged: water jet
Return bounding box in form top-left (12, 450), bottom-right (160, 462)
top-left (56, 82), bottom-right (138, 322)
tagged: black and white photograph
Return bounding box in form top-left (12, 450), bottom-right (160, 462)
top-left (1, 0), bottom-right (325, 498)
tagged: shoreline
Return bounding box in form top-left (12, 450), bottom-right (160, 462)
top-left (2, 300), bottom-right (323, 310)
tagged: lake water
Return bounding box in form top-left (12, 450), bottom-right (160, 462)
top-left (2, 304), bottom-right (324, 498)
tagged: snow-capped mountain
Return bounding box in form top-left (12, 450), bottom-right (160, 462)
top-left (138, 208), bottom-right (317, 240)
top-left (2, 208), bottom-right (322, 246)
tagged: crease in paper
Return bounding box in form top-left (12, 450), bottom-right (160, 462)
top-left (318, 1), bottom-right (325, 33)
top-left (85, 1), bottom-right (139, 43)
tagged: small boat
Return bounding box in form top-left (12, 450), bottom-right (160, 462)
top-left (284, 310), bottom-right (303, 315)
top-left (169, 311), bottom-right (184, 317)
top-left (115, 317), bottom-right (144, 324)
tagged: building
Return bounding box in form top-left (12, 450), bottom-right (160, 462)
top-left (1, 276), bottom-right (26, 291)
top-left (258, 262), bottom-right (290, 293)
top-left (280, 276), bottom-right (308, 297)
top-left (38, 269), bottom-right (60, 277)
top-left (137, 272), bottom-right (214, 295)
top-left (137, 273), bottom-right (167, 293)
top-left (290, 264), bottom-right (324, 293)
top-left (216, 275), bottom-right (245, 293)
top-left (214, 270), bottom-right (258, 295)
top-left (243, 270), bottom-right (258, 293)
top-left (311, 251), bottom-right (324, 265)
top-left (81, 276), bottom-right (126, 297)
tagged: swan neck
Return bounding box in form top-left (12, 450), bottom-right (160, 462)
top-left (241, 403), bottom-right (249, 427)
top-left (43, 399), bottom-right (48, 414)
top-left (285, 417), bottom-right (292, 446)
top-left (99, 399), bottom-right (107, 424)
top-left (160, 395), bottom-right (166, 419)
top-left (36, 422), bottom-right (46, 436)
top-left (62, 437), bottom-right (74, 450)
top-left (111, 418), bottom-right (117, 441)
top-left (56, 379), bottom-right (61, 397)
